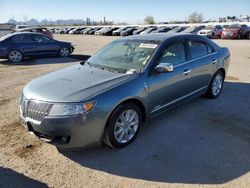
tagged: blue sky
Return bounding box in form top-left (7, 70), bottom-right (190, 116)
top-left (0, 0), bottom-right (249, 23)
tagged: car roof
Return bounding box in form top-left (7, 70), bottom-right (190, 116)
top-left (118, 33), bottom-right (199, 42)
top-left (17, 27), bottom-right (47, 31)
top-left (7, 32), bottom-right (49, 38)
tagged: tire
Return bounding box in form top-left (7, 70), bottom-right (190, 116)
top-left (8, 50), bottom-right (23, 63)
top-left (59, 47), bottom-right (70, 57)
top-left (205, 70), bottom-right (225, 98)
top-left (103, 103), bottom-right (142, 148)
top-left (210, 33), bottom-right (214, 39)
top-left (238, 34), bottom-right (241, 39)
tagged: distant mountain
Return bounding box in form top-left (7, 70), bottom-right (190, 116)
top-left (7, 18), bottom-right (97, 26)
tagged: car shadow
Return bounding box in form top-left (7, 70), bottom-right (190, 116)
top-left (60, 81), bottom-right (250, 184)
top-left (0, 54), bottom-right (90, 65)
top-left (0, 167), bottom-right (48, 188)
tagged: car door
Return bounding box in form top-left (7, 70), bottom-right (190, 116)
top-left (186, 39), bottom-right (218, 92)
top-left (12, 34), bottom-right (37, 56)
top-left (31, 34), bottom-right (59, 55)
top-left (147, 40), bottom-right (194, 115)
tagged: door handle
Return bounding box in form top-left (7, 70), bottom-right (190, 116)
top-left (183, 70), bottom-right (192, 75)
top-left (211, 59), bottom-right (218, 64)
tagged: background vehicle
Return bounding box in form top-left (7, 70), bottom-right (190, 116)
top-left (180, 26), bottom-right (203, 34)
top-left (198, 25), bottom-right (223, 38)
top-left (167, 26), bottom-right (187, 33)
top-left (16, 25), bottom-right (28, 30)
top-left (140, 26), bottom-right (157, 34)
top-left (15, 27), bottom-right (53, 38)
top-left (133, 27), bottom-right (147, 35)
top-left (120, 27), bottom-right (138, 36)
top-left (19, 33), bottom-right (230, 149)
top-left (88, 27), bottom-right (102, 35)
top-left (0, 32), bottom-right (74, 63)
top-left (101, 27), bottom-right (119, 36)
top-left (82, 27), bottom-right (94, 34)
top-left (113, 27), bottom-right (131, 36)
top-left (151, 27), bottom-right (172, 33)
top-left (69, 27), bottom-right (86, 34)
top-left (221, 24), bottom-right (249, 39)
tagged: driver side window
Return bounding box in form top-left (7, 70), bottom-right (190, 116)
top-left (32, 35), bottom-right (50, 43)
top-left (159, 42), bottom-right (186, 66)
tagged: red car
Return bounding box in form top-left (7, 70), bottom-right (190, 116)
top-left (15, 27), bottom-right (54, 38)
top-left (221, 24), bottom-right (249, 39)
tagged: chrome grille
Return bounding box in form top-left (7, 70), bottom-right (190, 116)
top-left (21, 97), bottom-right (53, 123)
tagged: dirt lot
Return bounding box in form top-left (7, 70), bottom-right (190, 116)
top-left (0, 34), bottom-right (250, 188)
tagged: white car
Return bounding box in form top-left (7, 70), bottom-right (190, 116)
top-left (198, 25), bottom-right (223, 38)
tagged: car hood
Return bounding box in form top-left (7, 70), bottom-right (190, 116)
top-left (23, 64), bottom-right (133, 102)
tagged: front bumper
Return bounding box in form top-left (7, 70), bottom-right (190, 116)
top-left (19, 111), bottom-right (106, 149)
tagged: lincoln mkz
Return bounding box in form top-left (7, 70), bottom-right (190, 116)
top-left (19, 34), bottom-right (230, 149)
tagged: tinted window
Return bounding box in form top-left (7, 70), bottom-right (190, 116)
top-left (189, 41), bottom-right (208, 59)
top-left (159, 42), bottom-right (186, 66)
top-left (32, 35), bottom-right (50, 42)
top-left (12, 35), bottom-right (34, 42)
top-left (207, 44), bottom-right (213, 54)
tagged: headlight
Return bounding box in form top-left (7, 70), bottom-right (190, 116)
top-left (49, 101), bottom-right (96, 116)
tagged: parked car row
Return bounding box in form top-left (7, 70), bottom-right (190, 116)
top-left (50, 24), bottom-right (250, 39)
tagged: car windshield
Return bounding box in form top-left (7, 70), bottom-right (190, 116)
top-left (87, 40), bottom-right (159, 73)
top-left (228, 25), bottom-right (241, 29)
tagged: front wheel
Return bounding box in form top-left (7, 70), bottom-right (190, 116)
top-left (206, 70), bottom-right (225, 98)
top-left (59, 47), bottom-right (70, 57)
top-left (103, 103), bottom-right (142, 148)
top-left (8, 50), bottom-right (23, 63)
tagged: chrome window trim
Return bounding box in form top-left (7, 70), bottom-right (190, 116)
top-left (174, 52), bottom-right (218, 68)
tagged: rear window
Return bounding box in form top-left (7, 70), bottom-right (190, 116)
top-left (189, 41), bottom-right (209, 59)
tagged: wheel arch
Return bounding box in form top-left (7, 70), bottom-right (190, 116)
top-left (101, 97), bottom-right (147, 145)
top-left (102, 98), bottom-right (147, 137)
top-left (217, 68), bottom-right (226, 78)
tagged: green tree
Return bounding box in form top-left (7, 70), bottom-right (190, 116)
top-left (188, 11), bottom-right (204, 23)
top-left (144, 16), bottom-right (155, 24)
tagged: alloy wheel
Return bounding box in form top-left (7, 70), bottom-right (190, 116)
top-left (212, 74), bottom-right (223, 96)
top-left (9, 50), bottom-right (22, 63)
top-left (114, 109), bottom-right (139, 144)
top-left (60, 47), bottom-right (70, 57)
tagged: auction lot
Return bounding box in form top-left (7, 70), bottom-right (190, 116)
top-left (0, 34), bottom-right (250, 188)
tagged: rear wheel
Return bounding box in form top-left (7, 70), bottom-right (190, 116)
top-left (206, 70), bottom-right (225, 98)
top-left (103, 103), bottom-right (142, 148)
top-left (59, 47), bottom-right (70, 57)
top-left (8, 50), bottom-right (23, 63)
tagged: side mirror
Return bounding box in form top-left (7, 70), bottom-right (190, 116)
top-left (155, 63), bottom-right (174, 73)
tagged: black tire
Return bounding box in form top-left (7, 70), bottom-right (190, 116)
top-left (8, 50), bottom-right (23, 63)
top-left (210, 33), bottom-right (215, 39)
top-left (205, 70), bottom-right (225, 98)
top-left (103, 103), bottom-right (142, 148)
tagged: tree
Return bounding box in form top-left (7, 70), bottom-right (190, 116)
top-left (188, 11), bottom-right (204, 23)
top-left (144, 16), bottom-right (155, 24)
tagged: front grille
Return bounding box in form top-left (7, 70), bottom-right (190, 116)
top-left (21, 97), bottom-right (53, 123)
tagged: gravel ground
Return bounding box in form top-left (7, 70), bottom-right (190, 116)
top-left (0, 34), bottom-right (250, 188)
